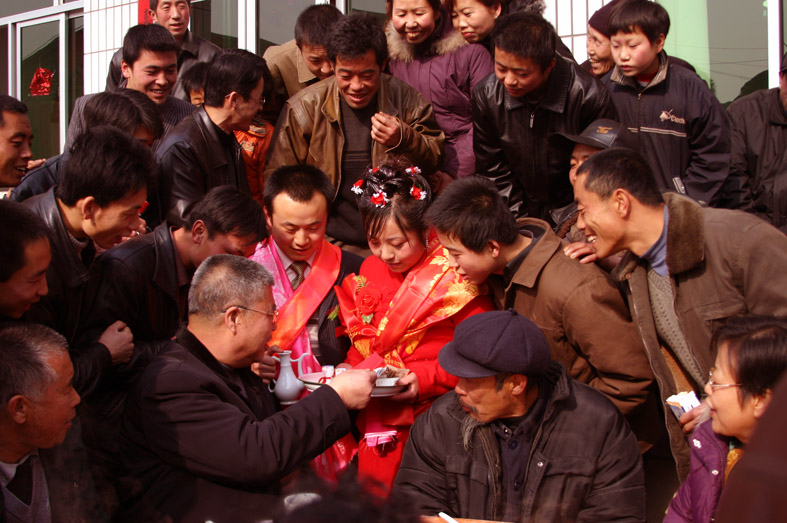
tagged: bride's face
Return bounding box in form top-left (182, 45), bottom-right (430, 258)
top-left (368, 217), bottom-right (426, 273)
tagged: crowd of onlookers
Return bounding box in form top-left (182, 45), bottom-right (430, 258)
top-left (1, 0), bottom-right (787, 521)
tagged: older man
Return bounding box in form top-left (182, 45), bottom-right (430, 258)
top-left (0, 323), bottom-right (103, 521)
top-left (0, 95), bottom-right (35, 190)
top-left (394, 310), bottom-right (644, 522)
top-left (120, 254), bottom-right (375, 522)
top-left (265, 13), bottom-right (444, 253)
top-left (105, 0), bottom-right (221, 101)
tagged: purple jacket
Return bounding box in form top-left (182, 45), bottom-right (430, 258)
top-left (387, 14), bottom-right (492, 178)
top-left (666, 421), bottom-right (730, 522)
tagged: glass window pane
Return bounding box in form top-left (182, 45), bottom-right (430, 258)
top-left (191, 0), bottom-right (236, 49)
top-left (67, 16), bottom-right (83, 129)
top-left (0, 0), bottom-right (51, 19)
top-left (659, 0), bottom-right (768, 106)
top-left (20, 21), bottom-right (60, 159)
top-left (257, 0), bottom-right (315, 54)
top-left (348, 0), bottom-right (386, 22)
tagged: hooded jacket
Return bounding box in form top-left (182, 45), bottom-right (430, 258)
top-left (386, 13), bottom-right (493, 177)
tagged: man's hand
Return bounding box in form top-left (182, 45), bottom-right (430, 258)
top-left (328, 369), bottom-right (376, 410)
top-left (98, 320), bottom-right (134, 364)
top-left (390, 371), bottom-right (418, 403)
top-left (252, 344), bottom-right (282, 384)
top-left (679, 401), bottom-right (709, 435)
top-left (26, 158), bottom-right (46, 171)
top-left (563, 241), bottom-right (599, 264)
top-left (371, 112), bottom-right (402, 147)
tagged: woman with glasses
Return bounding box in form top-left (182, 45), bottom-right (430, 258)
top-left (665, 315), bottom-right (787, 522)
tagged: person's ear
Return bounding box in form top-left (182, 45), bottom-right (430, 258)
top-left (492, 3), bottom-right (502, 18)
top-left (191, 220), bottom-right (206, 245)
top-left (121, 60), bottom-right (133, 80)
top-left (77, 196), bottom-right (98, 222)
top-left (653, 34), bottom-right (666, 54)
top-left (752, 389), bottom-right (773, 419)
top-left (487, 240), bottom-right (501, 258)
top-left (509, 374), bottom-right (528, 395)
top-left (612, 188), bottom-right (631, 219)
top-left (226, 91), bottom-right (241, 110)
top-left (263, 207), bottom-right (274, 232)
top-left (7, 395), bottom-right (30, 424)
top-left (224, 306), bottom-right (242, 334)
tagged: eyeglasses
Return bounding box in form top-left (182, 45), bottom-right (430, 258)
top-left (222, 305), bottom-right (278, 322)
top-left (707, 367), bottom-right (741, 392)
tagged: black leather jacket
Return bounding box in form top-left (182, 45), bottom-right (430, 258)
top-left (22, 188), bottom-right (112, 397)
top-left (473, 54), bottom-right (617, 223)
top-left (10, 153), bottom-right (66, 203)
top-left (156, 106), bottom-right (251, 226)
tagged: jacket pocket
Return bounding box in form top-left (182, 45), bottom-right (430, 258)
top-left (445, 454), bottom-right (491, 519)
top-left (531, 456), bottom-right (595, 522)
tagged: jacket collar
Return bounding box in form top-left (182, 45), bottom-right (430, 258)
top-left (506, 218), bottom-right (561, 289)
top-left (610, 50), bottom-right (669, 91)
top-left (385, 12), bottom-right (467, 63)
top-left (321, 74), bottom-right (400, 124)
top-left (194, 106), bottom-right (238, 170)
top-left (175, 325), bottom-right (251, 399)
top-left (179, 30), bottom-right (200, 59)
top-left (612, 193), bottom-right (705, 281)
top-left (505, 54), bottom-right (571, 113)
top-left (37, 188), bottom-right (92, 288)
top-left (767, 87), bottom-right (787, 125)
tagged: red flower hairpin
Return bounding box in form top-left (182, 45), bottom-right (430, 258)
top-left (405, 166), bottom-right (422, 175)
top-left (351, 179), bottom-right (364, 195)
top-left (410, 185), bottom-right (426, 201)
top-left (371, 190), bottom-right (389, 208)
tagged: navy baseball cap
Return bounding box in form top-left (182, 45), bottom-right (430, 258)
top-left (439, 310), bottom-right (551, 378)
top-left (551, 118), bottom-right (635, 152)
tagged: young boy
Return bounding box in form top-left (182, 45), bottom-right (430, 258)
top-left (603, 1), bottom-right (729, 207)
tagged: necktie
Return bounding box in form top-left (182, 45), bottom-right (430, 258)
top-left (290, 261), bottom-right (308, 291)
top-left (7, 456), bottom-right (33, 505)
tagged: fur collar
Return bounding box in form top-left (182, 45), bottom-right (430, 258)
top-left (613, 193), bottom-right (705, 280)
top-left (385, 16), bottom-right (468, 63)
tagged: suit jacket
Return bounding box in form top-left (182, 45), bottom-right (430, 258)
top-left (156, 106), bottom-right (251, 227)
top-left (119, 327), bottom-right (353, 523)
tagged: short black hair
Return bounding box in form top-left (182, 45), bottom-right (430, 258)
top-left (713, 315), bottom-right (787, 405)
top-left (186, 186), bottom-right (268, 243)
top-left (203, 49), bottom-right (267, 108)
top-left (294, 5), bottom-right (344, 48)
top-left (83, 90), bottom-right (164, 139)
top-left (492, 12), bottom-right (555, 70)
top-left (0, 200), bottom-right (50, 282)
top-left (263, 165), bottom-right (335, 215)
top-left (57, 125), bottom-right (157, 208)
top-left (121, 23), bottom-right (180, 67)
top-left (356, 155), bottom-right (432, 239)
top-left (0, 95), bottom-right (28, 127)
top-left (608, 0), bottom-right (670, 44)
top-left (149, 0), bottom-right (191, 10)
top-left (425, 177), bottom-right (519, 252)
top-left (575, 147), bottom-right (663, 207)
top-left (326, 13), bottom-right (388, 68)
top-left (178, 62), bottom-right (210, 98)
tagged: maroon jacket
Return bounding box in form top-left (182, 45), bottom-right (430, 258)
top-left (387, 13), bottom-right (492, 178)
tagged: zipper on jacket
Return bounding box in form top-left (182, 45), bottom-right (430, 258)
top-left (529, 111), bottom-right (535, 128)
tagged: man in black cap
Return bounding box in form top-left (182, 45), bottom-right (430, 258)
top-left (394, 310), bottom-right (644, 522)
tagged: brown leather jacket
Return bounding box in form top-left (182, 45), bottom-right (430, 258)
top-left (264, 73), bottom-right (445, 186)
top-left (612, 193), bottom-right (787, 479)
top-left (490, 219), bottom-right (655, 427)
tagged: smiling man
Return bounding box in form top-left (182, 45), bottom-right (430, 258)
top-left (473, 12), bottom-right (616, 224)
top-left (265, 13), bottom-right (444, 254)
top-left (105, 0), bottom-right (221, 102)
top-left (573, 147), bottom-right (787, 480)
top-left (0, 96), bottom-right (34, 190)
top-left (67, 24), bottom-right (196, 154)
top-left (0, 324), bottom-right (104, 522)
top-left (23, 126), bottom-right (157, 398)
top-left (250, 165), bottom-right (361, 373)
top-left (394, 310), bottom-right (644, 522)
top-left (157, 49), bottom-right (265, 226)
